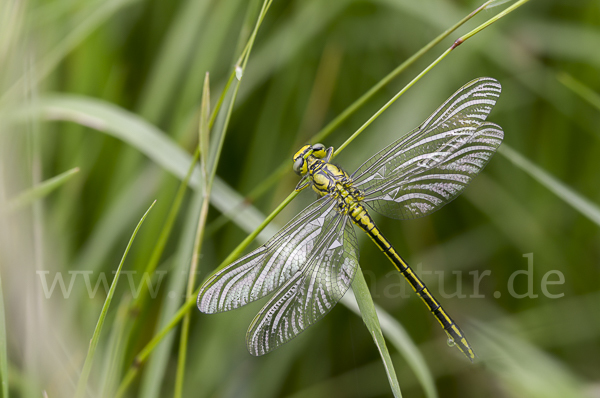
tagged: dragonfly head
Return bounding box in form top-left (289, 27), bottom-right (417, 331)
top-left (292, 143), bottom-right (327, 176)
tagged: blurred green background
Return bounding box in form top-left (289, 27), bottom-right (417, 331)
top-left (1, 0), bottom-right (599, 397)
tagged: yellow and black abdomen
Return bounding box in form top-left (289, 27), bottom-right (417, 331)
top-left (350, 204), bottom-right (476, 361)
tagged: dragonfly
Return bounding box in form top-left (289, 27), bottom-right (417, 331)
top-left (197, 77), bottom-right (503, 360)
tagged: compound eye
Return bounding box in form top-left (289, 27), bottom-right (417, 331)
top-left (293, 157), bottom-right (305, 175)
top-left (312, 143), bottom-right (326, 158)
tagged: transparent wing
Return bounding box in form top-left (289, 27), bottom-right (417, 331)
top-left (197, 195), bottom-right (338, 314)
top-left (246, 215), bottom-right (359, 356)
top-left (362, 122), bottom-right (503, 219)
top-left (351, 77), bottom-right (503, 220)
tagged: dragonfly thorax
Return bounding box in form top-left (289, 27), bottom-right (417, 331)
top-left (307, 159), bottom-right (365, 216)
top-left (292, 143), bottom-right (364, 211)
top-left (308, 159), bottom-right (349, 197)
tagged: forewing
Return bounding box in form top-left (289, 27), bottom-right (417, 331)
top-left (351, 77), bottom-right (503, 220)
top-left (363, 122), bottom-right (503, 219)
top-left (197, 196), bottom-right (338, 314)
top-left (246, 215), bottom-right (359, 356)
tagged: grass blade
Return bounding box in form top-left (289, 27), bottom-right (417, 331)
top-left (98, 296), bottom-right (131, 398)
top-left (350, 267), bottom-right (402, 398)
top-left (174, 73), bottom-right (211, 398)
top-left (33, 95), bottom-right (198, 182)
top-left (199, 73), bottom-right (211, 175)
top-left (342, 294), bottom-right (438, 398)
top-left (558, 72), bottom-right (600, 112)
top-left (74, 200), bottom-right (156, 398)
top-left (374, 308), bottom-right (438, 398)
top-left (4, 167), bottom-right (79, 213)
top-left (500, 145), bottom-right (600, 227)
top-left (22, 95), bottom-right (279, 241)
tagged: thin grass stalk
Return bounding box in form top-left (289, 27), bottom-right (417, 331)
top-left (557, 72), bottom-right (600, 111)
top-left (74, 201), bottom-right (155, 398)
top-left (203, 0), bottom-right (271, 131)
top-left (98, 296), bottom-right (131, 398)
top-left (174, 73), bottom-right (211, 398)
top-left (4, 167), bottom-right (79, 213)
top-left (499, 145), bottom-right (600, 227)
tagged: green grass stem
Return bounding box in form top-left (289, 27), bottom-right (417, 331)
top-left (74, 200), bottom-right (156, 398)
top-left (174, 73), bottom-right (211, 398)
top-left (4, 167), bottom-right (79, 213)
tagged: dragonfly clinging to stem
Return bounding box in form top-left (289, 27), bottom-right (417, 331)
top-left (197, 77), bottom-right (503, 361)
